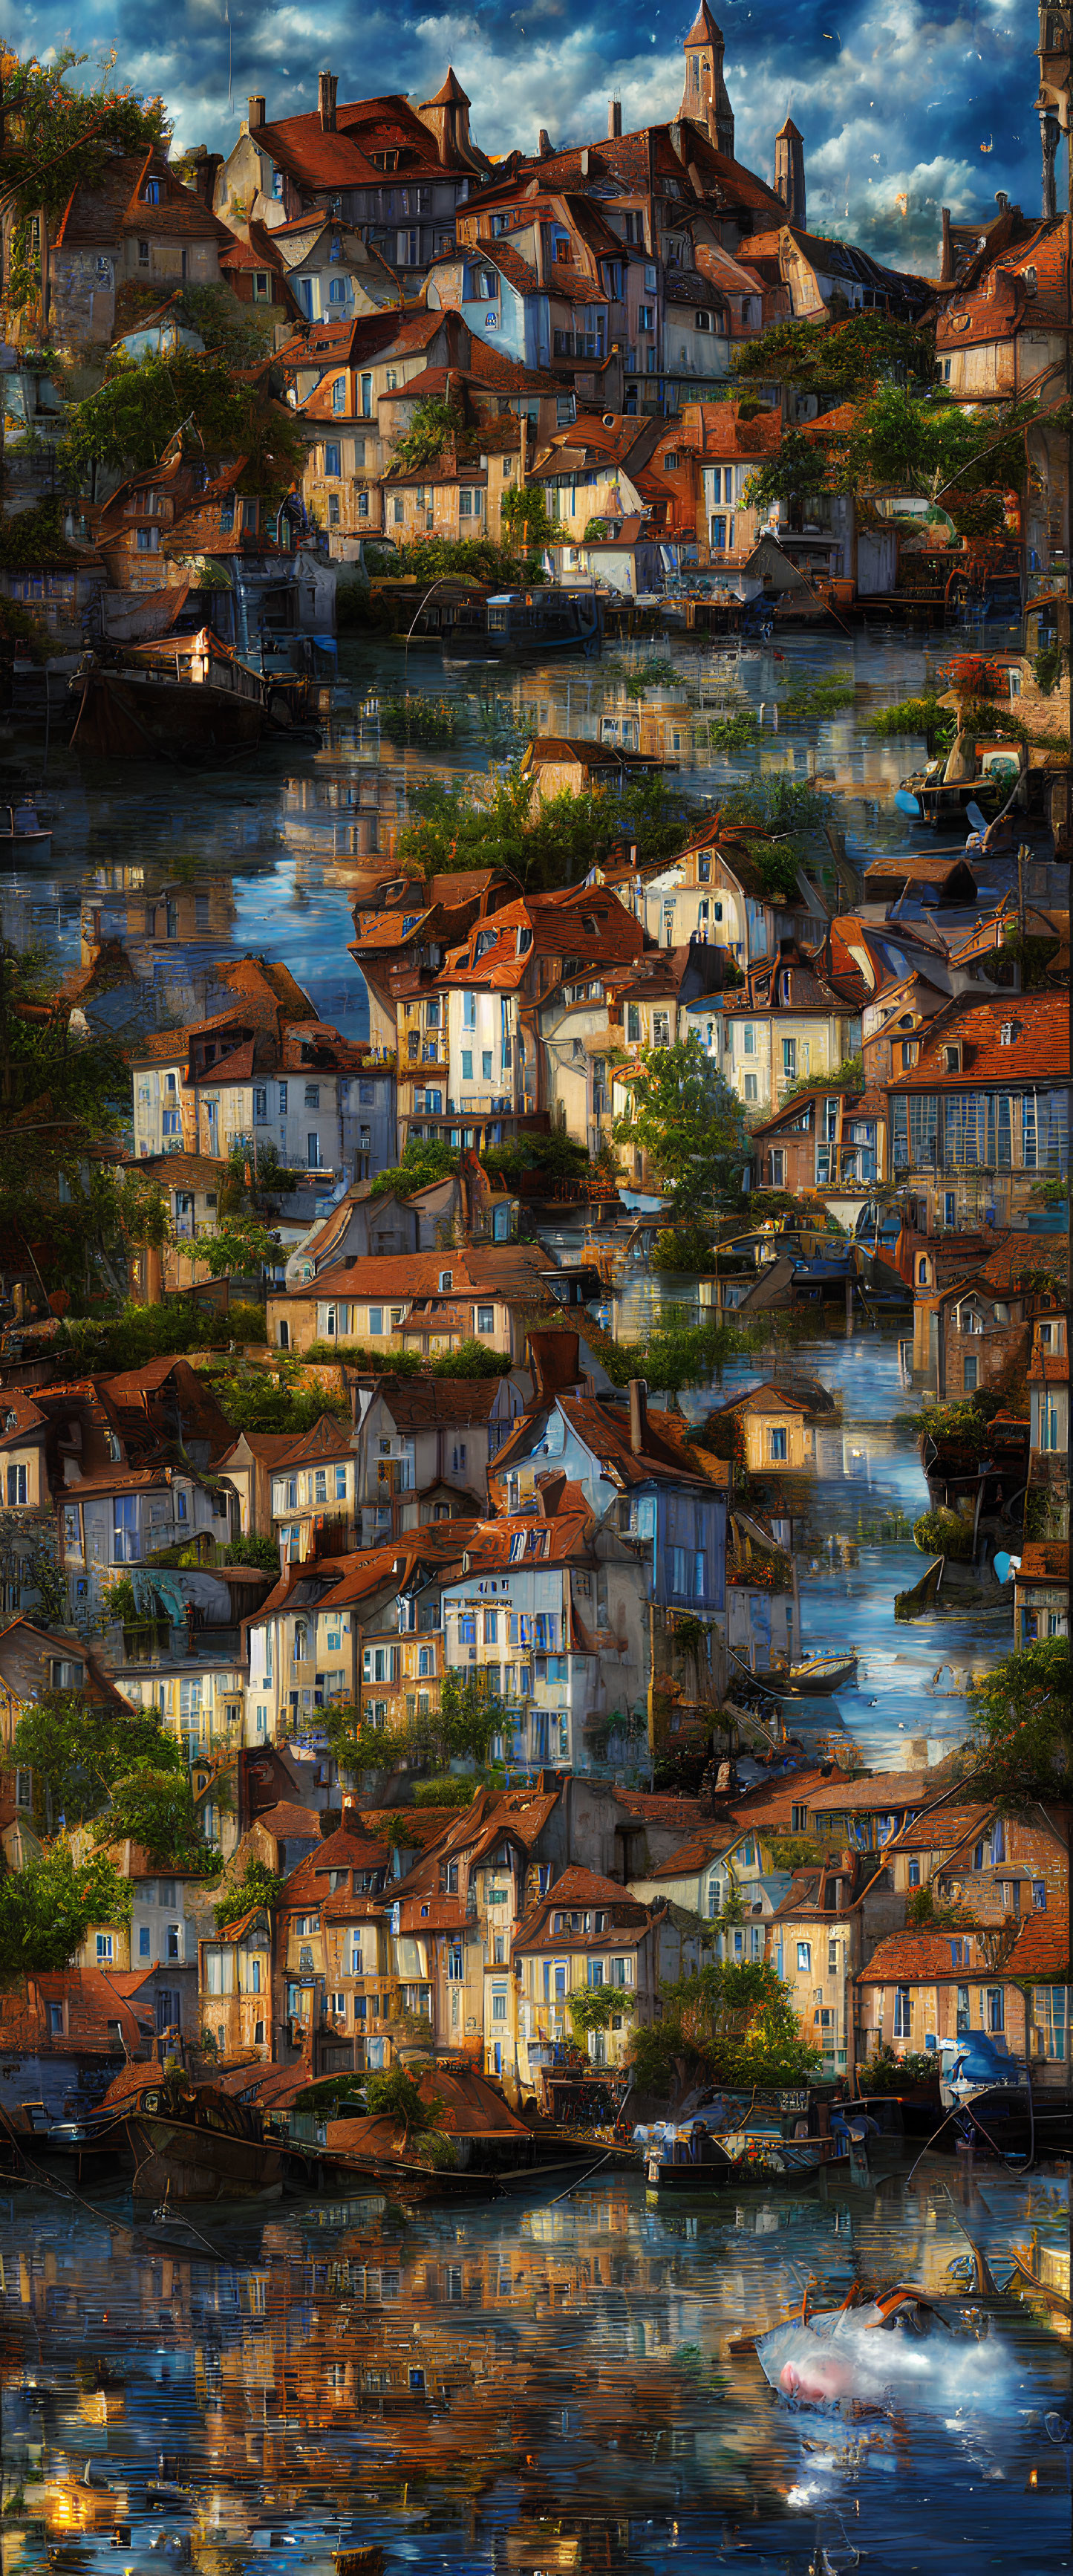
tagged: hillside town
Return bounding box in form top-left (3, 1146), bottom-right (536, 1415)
top-left (0, 7), bottom-right (1069, 2569)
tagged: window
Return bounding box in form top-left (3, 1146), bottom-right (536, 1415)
top-left (6, 1464), bottom-right (27, 1505)
top-left (113, 1494), bottom-right (140, 1562)
top-left (769, 1148), bottom-right (785, 1187)
top-left (324, 440), bottom-right (341, 476)
top-left (908, 1857), bottom-right (921, 1887)
top-left (1033, 1985), bottom-right (1066, 2060)
top-left (332, 377), bottom-right (346, 414)
top-left (1033, 1881), bottom-right (1047, 1910)
top-left (769, 1427), bottom-right (788, 1462)
top-left (476, 1305), bottom-right (495, 1335)
top-left (96, 1933), bottom-right (114, 1964)
top-left (782, 1038), bottom-right (797, 1079)
top-left (962, 1357), bottom-right (977, 1393)
top-left (986, 1987), bottom-right (1004, 2034)
top-left (893, 1985), bottom-right (911, 2039)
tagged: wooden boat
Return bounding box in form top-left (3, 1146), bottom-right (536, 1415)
top-left (0, 799), bottom-right (51, 855)
top-left (281, 2136), bottom-right (503, 2202)
top-left (122, 2074), bottom-right (284, 2203)
top-left (895, 738), bottom-right (1025, 827)
top-left (640, 2104), bottom-right (847, 2190)
top-left (770, 1652), bottom-right (858, 1696)
top-left (69, 654), bottom-right (264, 764)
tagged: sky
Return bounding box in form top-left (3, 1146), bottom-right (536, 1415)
top-left (5, 0), bottom-right (1051, 271)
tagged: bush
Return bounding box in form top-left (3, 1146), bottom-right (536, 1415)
top-left (861, 2045), bottom-right (937, 2092)
top-left (411, 1776), bottom-right (478, 1807)
top-left (912, 1505), bottom-right (974, 1562)
top-left (222, 1533), bottom-right (281, 1576)
top-left (429, 1336), bottom-right (508, 1379)
top-left (653, 1222), bottom-right (717, 1274)
top-left (214, 1860), bottom-right (285, 1928)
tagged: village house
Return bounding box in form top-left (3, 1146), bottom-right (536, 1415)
top-left (885, 992), bottom-right (1070, 1232)
top-left (220, 1415), bottom-right (359, 1562)
top-left (48, 148), bottom-right (231, 348)
top-left (273, 1823), bottom-right (394, 2069)
top-left (266, 211), bottom-right (401, 321)
top-left (215, 77), bottom-right (489, 293)
top-left (0, 1378), bottom-right (229, 1620)
top-left (199, 1901), bottom-right (275, 2061)
top-left (351, 1375), bottom-right (526, 1544)
top-left (933, 206), bottom-right (1069, 579)
top-left (511, 1866), bottom-right (672, 2097)
top-left (268, 1245), bottom-right (556, 1362)
top-left (1014, 1540), bottom-right (1069, 1647)
top-left (0, 1971), bottom-right (154, 2129)
top-left (702, 1374), bottom-right (838, 1478)
top-left (907, 1229), bottom-right (1054, 1399)
top-left (749, 1083), bottom-right (887, 1197)
top-left (130, 987), bottom-right (385, 1183)
top-left (854, 1914), bottom-right (1070, 2088)
top-left (767, 1853), bottom-right (859, 2079)
top-left (242, 1532), bottom-right (466, 1743)
top-left (602, 819), bottom-right (826, 966)
top-left (703, 941), bottom-right (862, 1121)
top-left (293, 306), bottom-right (472, 547)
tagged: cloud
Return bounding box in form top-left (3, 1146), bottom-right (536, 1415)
top-left (13, 0), bottom-right (1045, 267)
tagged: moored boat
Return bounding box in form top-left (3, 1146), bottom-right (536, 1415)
top-left (69, 651), bottom-right (264, 764)
top-left (0, 797), bottom-right (51, 856)
top-left (118, 2070), bottom-right (284, 2203)
top-left (637, 2095), bottom-right (849, 2190)
top-left (771, 1651), bottom-right (858, 1696)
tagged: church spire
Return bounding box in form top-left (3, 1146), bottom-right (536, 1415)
top-left (680, 5), bottom-right (735, 159)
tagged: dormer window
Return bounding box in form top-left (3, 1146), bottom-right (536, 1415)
top-left (142, 178), bottom-right (160, 204)
top-left (999, 1021), bottom-right (1014, 1046)
top-left (944, 1043), bottom-right (962, 1073)
top-left (1024, 264), bottom-right (1037, 296)
top-left (439, 1270), bottom-right (452, 1293)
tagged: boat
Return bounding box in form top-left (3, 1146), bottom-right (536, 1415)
top-left (0, 797), bottom-right (51, 855)
top-left (448, 588), bottom-right (604, 660)
top-left (769, 1652), bottom-right (858, 1696)
top-left (120, 2071), bottom-right (285, 2203)
top-left (637, 2095), bottom-right (849, 2190)
top-left (894, 737), bottom-right (1025, 828)
top-left (69, 644), bottom-right (264, 765)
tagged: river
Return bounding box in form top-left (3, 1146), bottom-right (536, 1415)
top-left (0, 2162), bottom-right (1069, 2575)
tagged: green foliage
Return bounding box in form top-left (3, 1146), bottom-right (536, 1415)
top-left (378, 1812), bottom-right (416, 1850)
top-left (912, 1505), bottom-right (975, 1563)
top-left (379, 695), bottom-right (460, 745)
top-left (301, 1341), bottom-right (421, 1373)
top-left (501, 485), bottom-right (561, 553)
top-left (778, 1053), bottom-right (863, 1108)
top-left (719, 775), bottom-right (831, 840)
top-left (778, 676), bottom-right (856, 723)
top-left (482, 1131), bottom-right (589, 1183)
top-left (907, 1396), bottom-right (992, 1456)
top-left (59, 1300), bottom-right (267, 1373)
top-left (94, 1764), bottom-right (222, 1876)
top-left (694, 709), bottom-right (762, 753)
top-left (213, 1859), bottom-right (285, 1928)
top-left (430, 1337), bottom-right (506, 1381)
top-left (12, 1692), bottom-right (183, 1834)
top-left (965, 1639), bottom-right (1072, 1806)
top-left (391, 400), bottom-right (462, 472)
top-left (733, 310), bottom-right (935, 400)
top-left (0, 948), bottom-right (130, 1295)
top-left (1, 51), bottom-right (168, 230)
top-left (0, 1841), bottom-right (131, 1983)
top-left (411, 1775), bottom-right (478, 1806)
top-left (369, 1136), bottom-right (458, 1199)
top-left (627, 1958), bottom-right (821, 2094)
top-left (867, 694), bottom-right (953, 746)
top-left (599, 1319), bottom-right (751, 1399)
top-left (0, 1511), bottom-right (66, 1628)
top-left (0, 500), bottom-right (80, 575)
top-left (61, 349), bottom-right (306, 498)
top-left (179, 282), bottom-right (279, 370)
top-left (395, 764), bottom-right (698, 891)
top-left (222, 1532), bottom-right (282, 1575)
top-left (198, 1210), bottom-right (281, 1281)
top-left (861, 2044), bottom-right (938, 2092)
top-left (365, 2065), bottom-right (443, 2136)
top-left (209, 1371), bottom-right (350, 1434)
top-left (652, 1221), bottom-right (717, 1274)
top-left (567, 1984), bottom-right (635, 2037)
top-left (602, 652), bottom-right (683, 701)
top-left (368, 533), bottom-right (545, 588)
top-left (767, 1832), bottom-right (823, 1870)
top-left (1032, 642), bottom-right (1066, 695)
top-left (906, 1887), bottom-right (976, 1930)
top-left (1001, 929), bottom-right (1061, 991)
top-left (325, 1668), bottom-right (504, 1783)
top-left (613, 1035), bottom-right (748, 1217)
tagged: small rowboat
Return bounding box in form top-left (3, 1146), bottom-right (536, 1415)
top-left (771, 1652), bottom-right (858, 1696)
top-left (0, 799), bottom-right (51, 855)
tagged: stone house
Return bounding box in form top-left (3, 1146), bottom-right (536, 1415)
top-left (854, 1914), bottom-right (1070, 2088)
top-left (215, 77), bottom-right (488, 293)
top-left (267, 1245), bottom-right (556, 1362)
top-left (1014, 1540), bottom-right (1069, 1646)
top-left (1027, 1308), bottom-right (1069, 1538)
top-left (274, 1824), bottom-right (394, 2069)
top-left (267, 212), bottom-right (401, 322)
top-left (511, 1865), bottom-right (665, 2096)
top-left (702, 1375), bottom-right (836, 1477)
top-left (199, 1902), bottom-right (275, 2060)
top-left (48, 149), bottom-right (230, 349)
top-left (220, 1415), bottom-right (357, 1561)
top-left (749, 1084), bottom-right (887, 1197)
top-left (351, 1376), bottom-right (525, 1545)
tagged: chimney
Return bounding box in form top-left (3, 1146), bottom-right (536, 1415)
top-left (248, 94), bottom-right (267, 131)
top-left (581, 146), bottom-right (590, 177)
top-left (628, 1377), bottom-right (648, 1455)
top-left (608, 98), bottom-right (622, 138)
top-left (319, 71), bottom-right (338, 132)
top-left (994, 188), bottom-right (1009, 212)
top-left (939, 205), bottom-right (953, 284)
top-left (669, 120), bottom-right (685, 161)
top-left (538, 127), bottom-right (552, 159)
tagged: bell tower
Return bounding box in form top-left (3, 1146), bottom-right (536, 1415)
top-left (680, 4), bottom-right (735, 160)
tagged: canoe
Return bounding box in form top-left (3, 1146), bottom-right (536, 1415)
top-left (775, 1653), bottom-right (858, 1695)
top-left (122, 2078), bottom-right (284, 2203)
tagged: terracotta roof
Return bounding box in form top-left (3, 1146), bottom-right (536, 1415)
top-left (809, 1772), bottom-right (931, 1814)
top-left (365, 1378), bottom-right (505, 1428)
top-left (281, 1824), bottom-right (391, 1903)
top-left (887, 994), bottom-right (1070, 1090)
top-left (253, 1800), bottom-right (322, 1844)
top-left (275, 1246), bottom-right (553, 1304)
top-left (221, 1417), bottom-right (353, 1471)
top-left (1016, 1542), bottom-right (1069, 1584)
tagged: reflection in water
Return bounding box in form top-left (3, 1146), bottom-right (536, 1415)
top-left (1, 2167), bottom-right (1068, 2576)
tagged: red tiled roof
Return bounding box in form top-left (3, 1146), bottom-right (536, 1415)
top-left (887, 993), bottom-right (1070, 1090)
top-left (1016, 1542), bottom-right (1069, 1584)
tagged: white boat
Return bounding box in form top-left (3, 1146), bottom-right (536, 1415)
top-left (0, 799), bottom-right (51, 855)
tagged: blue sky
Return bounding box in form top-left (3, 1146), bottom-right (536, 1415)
top-left (7, 0), bottom-right (1047, 269)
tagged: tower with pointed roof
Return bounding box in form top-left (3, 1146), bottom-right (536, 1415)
top-left (774, 115), bottom-right (806, 226)
top-left (417, 67), bottom-right (480, 171)
top-left (680, 4), bottom-right (735, 159)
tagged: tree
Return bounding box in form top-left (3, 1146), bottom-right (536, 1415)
top-left (395, 764), bottom-right (698, 891)
top-left (60, 348), bottom-right (307, 497)
top-left (364, 2066), bottom-right (454, 2164)
top-left (733, 310), bottom-right (934, 401)
top-left (613, 1035), bottom-right (748, 1217)
top-left (198, 1209), bottom-right (281, 1281)
top-left (429, 1338), bottom-right (506, 1382)
top-left (500, 484), bottom-right (561, 558)
top-left (214, 1858), bottom-right (284, 1928)
top-left (965, 1639), bottom-right (1071, 1804)
top-left (0, 1512), bottom-right (67, 1630)
top-left (93, 1763), bottom-right (223, 1876)
top-left (222, 1532), bottom-right (284, 1576)
top-left (1, 51), bottom-right (167, 233)
top-left (391, 400), bottom-right (462, 473)
top-left (12, 1691), bottom-right (178, 1834)
top-left (568, 1984), bottom-right (635, 2040)
top-left (0, 1841), bottom-right (131, 1982)
top-left (326, 1668), bottom-right (504, 1782)
top-left (627, 1958), bottom-right (821, 2097)
top-left (369, 1136), bottom-right (458, 1199)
